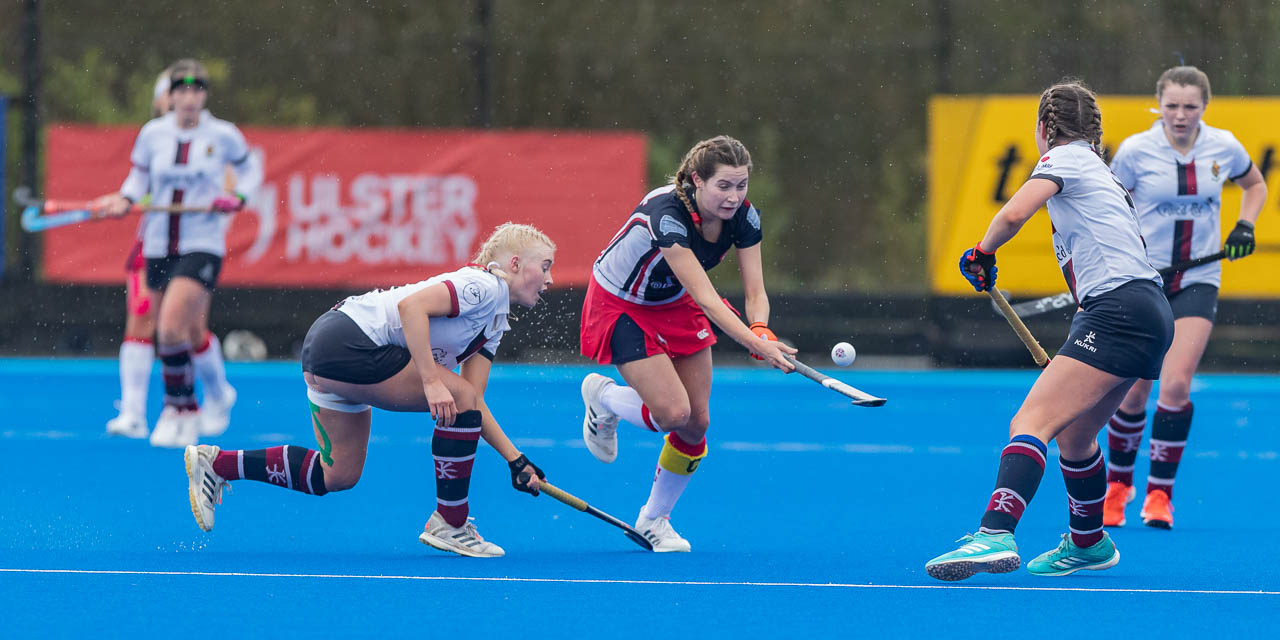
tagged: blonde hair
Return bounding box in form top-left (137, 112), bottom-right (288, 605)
top-left (670, 135), bottom-right (752, 217)
top-left (1157, 65), bottom-right (1211, 104)
top-left (472, 223), bottom-right (556, 272)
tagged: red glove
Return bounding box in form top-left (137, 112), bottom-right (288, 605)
top-left (211, 195), bottom-right (246, 212)
top-left (748, 322), bottom-right (777, 361)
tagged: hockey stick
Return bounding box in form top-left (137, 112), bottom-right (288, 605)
top-left (995, 249), bottom-right (1277, 319)
top-left (787, 356), bottom-right (887, 407)
top-left (15, 186), bottom-right (212, 232)
top-left (523, 475), bottom-right (654, 551)
top-left (987, 287), bottom-right (1051, 367)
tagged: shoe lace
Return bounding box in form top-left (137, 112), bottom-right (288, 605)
top-left (461, 517), bottom-right (486, 541)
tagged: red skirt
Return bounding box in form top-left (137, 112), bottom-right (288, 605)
top-left (580, 279), bottom-right (715, 365)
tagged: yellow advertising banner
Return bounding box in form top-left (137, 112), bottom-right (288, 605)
top-left (929, 95), bottom-right (1280, 297)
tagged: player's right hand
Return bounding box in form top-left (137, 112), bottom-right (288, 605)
top-left (423, 379), bottom-right (456, 427)
top-left (959, 243), bottom-right (997, 291)
top-left (93, 194), bottom-right (132, 218)
top-left (750, 338), bottom-right (796, 373)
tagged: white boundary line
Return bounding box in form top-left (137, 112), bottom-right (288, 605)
top-left (2, 568), bottom-right (1277, 596)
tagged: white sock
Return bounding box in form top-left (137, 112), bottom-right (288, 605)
top-left (641, 467), bottom-right (693, 520)
top-left (601, 384), bottom-right (659, 431)
top-left (192, 333), bottom-right (230, 402)
top-left (119, 339), bottom-right (154, 418)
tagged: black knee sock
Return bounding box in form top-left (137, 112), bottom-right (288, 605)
top-left (1106, 409), bottom-right (1145, 485)
top-left (1148, 402), bottom-right (1192, 498)
top-left (979, 435), bottom-right (1048, 534)
top-left (1061, 448), bottom-right (1106, 547)
top-left (433, 410), bottom-right (482, 527)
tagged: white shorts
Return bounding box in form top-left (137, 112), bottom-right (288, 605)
top-left (306, 386), bottom-right (370, 414)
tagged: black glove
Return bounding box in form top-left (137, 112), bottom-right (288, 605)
top-left (1225, 220), bottom-right (1255, 260)
top-left (508, 454), bottom-right (545, 496)
top-left (958, 243), bottom-right (997, 291)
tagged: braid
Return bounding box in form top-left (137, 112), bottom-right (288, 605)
top-left (1044, 99), bottom-right (1059, 149)
top-left (1038, 80), bottom-right (1102, 157)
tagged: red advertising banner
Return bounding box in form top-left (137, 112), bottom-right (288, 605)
top-left (42, 125), bottom-right (647, 287)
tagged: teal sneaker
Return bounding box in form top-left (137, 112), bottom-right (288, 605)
top-left (925, 531), bottom-right (1020, 581)
top-left (1027, 532), bottom-right (1120, 576)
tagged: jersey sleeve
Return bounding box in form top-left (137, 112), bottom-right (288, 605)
top-left (446, 272), bottom-right (503, 320)
top-left (1224, 133), bottom-right (1254, 182)
top-left (120, 123), bottom-right (155, 201)
top-left (1028, 148), bottom-right (1081, 193)
top-left (223, 125), bottom-right (263, 202)
top-left (732, 202), bottom-right (764, 249)
top-left (1109, 139), bottom-right (1139, 190)
top-left (651, 202), bottom-right (693, 248)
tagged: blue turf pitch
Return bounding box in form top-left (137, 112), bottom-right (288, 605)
top-left (1, 359), bottom-right (1277, 637)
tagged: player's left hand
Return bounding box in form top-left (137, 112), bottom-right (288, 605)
top-left (1225, 220), bottom-right (1255, 260)
top-left (508, 454), bottom-right (545, 496)
top-left (748, 322), bottom-right (777, 361)
top-left (959, 243), bottom-right (997, 291)
top-left (211, 194), bottom-right (246, 213)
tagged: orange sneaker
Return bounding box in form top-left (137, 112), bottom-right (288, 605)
top-left (1140, 489), bottom-right (1174, 529)
top-left (1103, 482), bottom-right (1135, 527)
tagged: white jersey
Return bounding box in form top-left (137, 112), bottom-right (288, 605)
top-left (119, 110), bottom-right (263, 258)
top-left (336, 266), bottom-right (511, 369)
top-left (1029, 140), bottom-right (1161, 301)
top-left (1111, 120), bottom-right (1253, 291)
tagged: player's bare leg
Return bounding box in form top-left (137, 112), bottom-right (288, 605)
top-left (151, 277), bottom-right (211, 448)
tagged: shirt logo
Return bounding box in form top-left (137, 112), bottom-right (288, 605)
top-left (1211, 160), bottom-right (1220, 179)
top-left (659, 215), bottom-right (688, 238)
top-left (461, 282), bottom-right (483, 305)
top-left (747, 206), bottom-right (761, 230)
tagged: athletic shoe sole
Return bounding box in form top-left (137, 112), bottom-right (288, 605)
top-left (184, 446), bottom-right (212, 532)
top-left (1142, 517), bottom-right (1172, 529)
top-left (925, 553), bottom-right (1020, 581)
top-left (1029, 550), bottom-right (1120, 577)
top-left (418, 531), bottom-right (502, 558)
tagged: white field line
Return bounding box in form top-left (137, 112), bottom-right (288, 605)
top-left (1, 568), bottom-right (1277, 596)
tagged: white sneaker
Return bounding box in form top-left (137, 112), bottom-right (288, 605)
top-left (581, 373), bottom-right (620, 463)
top-left (418, 511), bottom-right (505, 557)
top-left (150, 406), bottom-right (199, 448)
top-left (106, 412), bottom-right (149, 439)
top-left (635, 511), bottom-right (692, 552)
top-left (199, 385), bottom-right (237, 437)
top-left (185, 444), bottom-right (228, 532)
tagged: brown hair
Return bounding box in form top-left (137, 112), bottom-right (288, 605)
top-left (1156, 65), bottom-right (1211, 104)
top-left (1037, 81), bottom-right (1103, 158)
top-left (670, 135), bottom-right (752, 217)
top-left (167, 58), bottom-right (210, 91)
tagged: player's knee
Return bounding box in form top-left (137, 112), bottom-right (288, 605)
top-left (451, 382), bottom-right (478, 412)
top-left (321, 466), bottom-right (361, 492)
top-left (651, 403), bottom-right (691, 432)
top-left (1159, 378), bottom-right (1191, 406)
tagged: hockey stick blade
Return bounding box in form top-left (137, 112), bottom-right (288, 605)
top-left (788, 357), bottom-right (887, 407)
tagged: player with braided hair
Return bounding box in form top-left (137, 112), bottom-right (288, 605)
top-left (578, 135), bottom-right (795, 551)
top-left (926, 81), bottom-right (1174, 580)
top-left (1102, 66), bottom-right (1267, 529)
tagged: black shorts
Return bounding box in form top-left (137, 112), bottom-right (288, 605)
top-left (301, 310), bottom-right (411, 385)
top-left (1057, 279), bottom-right (1174, 380)
top-left (1164, 283), bottom-right (1218, 322)
top-left (145, 252), bottom-right (222, 291)
top-left (609, 313), bottom-right (650, 365)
